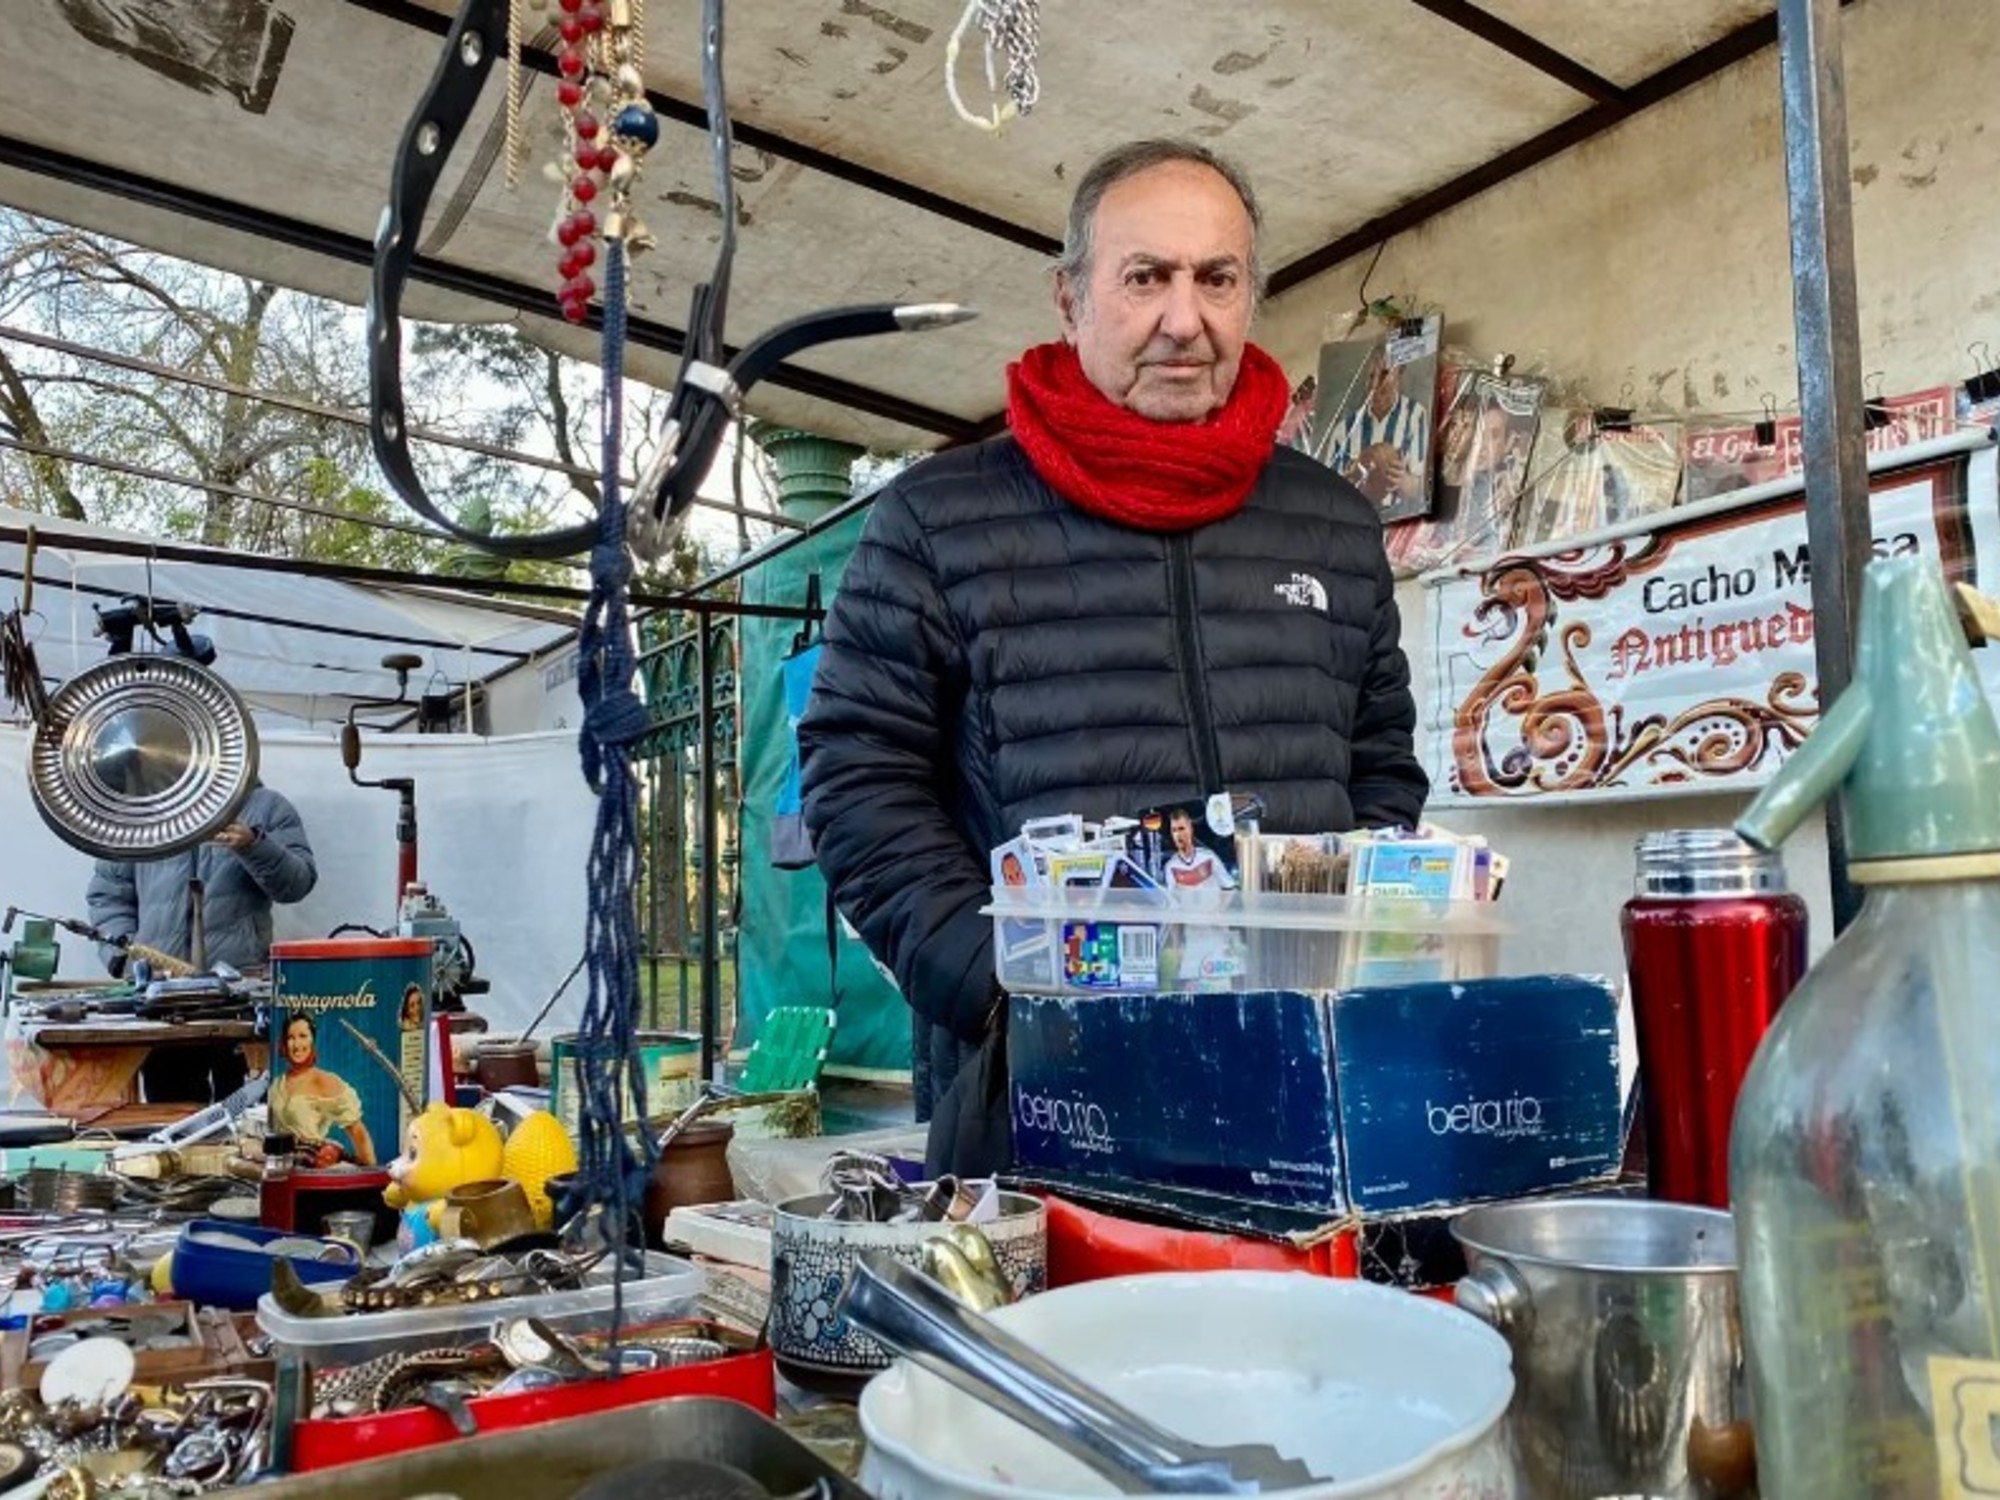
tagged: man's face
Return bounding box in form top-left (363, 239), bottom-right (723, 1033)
top-left (1056, 161), bottom-right (1255, 423)
top-left (1171, 814), bottom-right (1196, 856)
top-left (1367, 356), bottom-right (1400, 416)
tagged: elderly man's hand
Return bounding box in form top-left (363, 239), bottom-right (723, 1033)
top-left (211, 823), bottom-right (261, 853)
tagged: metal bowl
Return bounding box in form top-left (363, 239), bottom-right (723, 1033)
top-left (29, 655), bottom-right (258, 859)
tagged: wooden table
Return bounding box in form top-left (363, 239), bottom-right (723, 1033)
top-left (8, 1017), bottom-right (266, 1124)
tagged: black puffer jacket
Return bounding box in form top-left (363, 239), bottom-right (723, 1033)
top-left (799, 435), bottom-right (1428, 1171)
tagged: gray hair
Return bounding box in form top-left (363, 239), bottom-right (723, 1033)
top-left (1054, 139), bottom-right (1266, 310)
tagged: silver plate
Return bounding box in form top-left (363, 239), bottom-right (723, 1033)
top-left (29, 655), bottom-right (259, 860)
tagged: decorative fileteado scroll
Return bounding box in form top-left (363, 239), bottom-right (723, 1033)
top-left (1422, 452), bottom-right (1992, 807)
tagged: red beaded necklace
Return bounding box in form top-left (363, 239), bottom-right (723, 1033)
top-left (506, 0), bottom-right (660, 320)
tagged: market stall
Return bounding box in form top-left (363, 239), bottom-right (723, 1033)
top-left (4, 0), bottom-right (1999, 1494)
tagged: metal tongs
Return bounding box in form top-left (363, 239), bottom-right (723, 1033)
top-left (836, 1254), bottom-right (1327, 1495)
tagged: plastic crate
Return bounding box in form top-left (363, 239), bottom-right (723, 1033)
top-left (988, 886), bottom-right (1506, 996)
top-left (288, 1344), bottom-right (774, 1470)
top-left (257, 1251), bottom-right (704, 1367)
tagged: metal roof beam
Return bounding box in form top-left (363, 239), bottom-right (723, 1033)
top-left (0, 134), bottom-right (981, 441)
top-left (1403, 0), bottom-right (1624, 104)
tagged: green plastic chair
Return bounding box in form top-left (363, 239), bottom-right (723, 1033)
top-left (736, 1004), bottom-right (837, 1094)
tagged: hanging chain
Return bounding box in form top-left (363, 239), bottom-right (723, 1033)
top-left (946, 0), bottom-right (1042, 131)
top-left (983, 0), bottom-right (1040, 117)
top-left (600, 0), bottom-right (659, 254)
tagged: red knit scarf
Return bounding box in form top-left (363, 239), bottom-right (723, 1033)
top-left (1005, 340), bottom-right (1290, 532)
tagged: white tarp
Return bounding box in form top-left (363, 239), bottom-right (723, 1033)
top-left (0, 505), bottom-right (577, 732)
top-left (2, 726), bottom-right (598, 1036)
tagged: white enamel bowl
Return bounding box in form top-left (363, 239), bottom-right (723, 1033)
top-left (858, 1271), bottom-right (1519, 1500)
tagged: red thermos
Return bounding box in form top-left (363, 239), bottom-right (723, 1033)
top-left (1620, 829), bottom-right (1808, 1209)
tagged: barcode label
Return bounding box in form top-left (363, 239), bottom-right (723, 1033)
top-left (1060, 921), bottom-right (1161, 991)
top-left (1118, 925), bottom-right (1159, 978)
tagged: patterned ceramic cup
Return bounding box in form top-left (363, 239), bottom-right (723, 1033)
top-left (770, 1191), bottom-right (1048, 1376)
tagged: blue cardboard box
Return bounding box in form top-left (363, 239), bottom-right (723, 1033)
top-left (1008, 989), bottom-right (1343, 1213)
top-left (1007, 974), bottom-right (1622, 1224)
top-left (1331, 975), bottom-right (1623, 1214)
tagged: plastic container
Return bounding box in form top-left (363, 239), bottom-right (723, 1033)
top-left (256, 1250), bottom-right (704, 1367)
top-left (288, 1344), bottom-right (776, 1471)
top-left (172, 1221), bottom-right (361, 1312)
top-left (986, 887), bottom-right (1505, 996)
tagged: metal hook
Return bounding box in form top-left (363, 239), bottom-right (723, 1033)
top-left (1972, 341), bottom-right (1995, 376)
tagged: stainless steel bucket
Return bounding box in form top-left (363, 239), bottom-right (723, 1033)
top-left (1452, 1198), bottom-right (1754, 1500)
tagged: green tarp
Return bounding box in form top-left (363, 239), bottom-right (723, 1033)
top-left (735, 507), bottom-right (911, 1075)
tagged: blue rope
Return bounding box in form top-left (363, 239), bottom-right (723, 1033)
top-left (571, 238), bottom-right (656, 1354)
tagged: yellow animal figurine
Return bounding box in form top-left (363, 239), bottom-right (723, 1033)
top-left (501, 1110), bottom-right (579, 1230)
top-left (384, 1102), bottom-right (505, 1241)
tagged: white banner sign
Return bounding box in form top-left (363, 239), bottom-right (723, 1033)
top-left (1423, 449), bottom-right (1997, 805)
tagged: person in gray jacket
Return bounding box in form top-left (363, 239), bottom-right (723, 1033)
top-left (87, 782), bottom-right (319, 977)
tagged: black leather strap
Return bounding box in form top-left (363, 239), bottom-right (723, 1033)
top-left (367, 0), bottom-right (593, 559)
top-left (366, 0), bottom-right (972, 564)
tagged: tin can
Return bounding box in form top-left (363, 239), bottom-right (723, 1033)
top-left (1621, 829), bottom-right (1808, 1208)
top-left (268, 937), bottom-right (432, 1171)
top-left (550, 1030), bottom-right (701, 1140)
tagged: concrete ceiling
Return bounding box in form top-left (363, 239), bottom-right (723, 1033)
top-left (0, 0), bottom-right (1782, 454)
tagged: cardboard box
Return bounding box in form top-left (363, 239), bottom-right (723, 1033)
top-left (1007, 974), bottom-right (1623, 1227)
top-left (1332, 975), bottom-right (1624, 1214)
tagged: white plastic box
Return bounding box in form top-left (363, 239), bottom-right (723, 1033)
top-left (256, 1251), bottom-right (704, 1368)
top-left (987, 887), bottom-right (1506, 996)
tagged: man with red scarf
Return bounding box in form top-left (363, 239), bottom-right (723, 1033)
top-left (800, 140), bottom-right (1428, 1175)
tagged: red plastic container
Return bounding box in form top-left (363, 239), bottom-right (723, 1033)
top-left (288, 1345), bottom-right (775, 1471)
top-left (1039, 1190), bottom-right (1358, 1285)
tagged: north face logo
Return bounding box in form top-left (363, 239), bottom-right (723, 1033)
top-left (1274, 572), bottom-right (1328, 611)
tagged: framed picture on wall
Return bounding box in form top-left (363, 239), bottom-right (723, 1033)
top-left (1386, 362), bottom-right (1547, 577)
top-left (1304, 314), bottom-right (1444, 524)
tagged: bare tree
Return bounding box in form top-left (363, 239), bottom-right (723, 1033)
top-left (0, 216), bottom-right (372, 551)
top-left (0, 210), bottom-right (764, 593)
